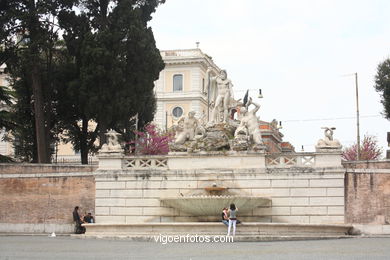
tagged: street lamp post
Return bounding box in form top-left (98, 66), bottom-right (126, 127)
top-left (341, 73), bottom-right (361, 160)
top-left (355, 73), bottom-right (361, 160)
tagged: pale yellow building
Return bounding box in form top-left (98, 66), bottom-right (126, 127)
top-left (153, 49), bottom-right (221, 130)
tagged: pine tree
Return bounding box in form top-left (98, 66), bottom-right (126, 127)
top-left (374, 58), bottom-right (390, 120)
top-left (0, 0), bottom-right (76, 163)
top-left (58, 0), bottom-right (165, 164)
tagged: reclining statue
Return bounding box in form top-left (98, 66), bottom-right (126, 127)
top-left (234, 98), bottom-right (263, 146)
top-left (100, 130), bottom-right (122, 152)
top-left (174, 111), bottom-right (199, 145)
top-left (316, 127), bottom-right (341, 148)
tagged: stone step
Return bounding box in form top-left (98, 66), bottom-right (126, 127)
top-left (83, 222), bottom-right (353, 238)
top-left (74, 234), bottom-right (355, 242)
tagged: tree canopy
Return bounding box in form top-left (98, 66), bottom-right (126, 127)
top-left (374, 58), bottom-right (390, 120)
top-left (0, 0), bottom-right (165, 163)
top-left (0, 0), bottom-right (76, 162)
top-left (57, 0), bottom-right (165, 163)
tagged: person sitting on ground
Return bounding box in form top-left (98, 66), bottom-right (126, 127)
top-left (72, 206), bottom-right (86, 234)
top-left (221, 208), bottom-right (229, 226)
top-left (83, 212), bottom-right (94, 223)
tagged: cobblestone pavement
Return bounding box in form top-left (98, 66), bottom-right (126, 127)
top-left (1, 236), bottom-right (390, 260)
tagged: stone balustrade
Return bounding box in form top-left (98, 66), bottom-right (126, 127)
top-left (266, 153), bottom-right (316, 167)
top-left (161, 49), bottom-right (202, 58)
top-left (123, 157), bottom-right (168, 170)
top-left (98, 151), bottom-right (341, 171)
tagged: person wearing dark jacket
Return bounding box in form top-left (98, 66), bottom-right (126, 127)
top-left (83, 212), bottom-right (94, 223)
top-left (73, 206), bottom-right (85, 234)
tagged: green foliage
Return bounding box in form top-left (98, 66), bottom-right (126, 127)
top-left (0, 85), bottom-right (15, 130)
top-left (8, 73), bottom-right (37, 162)
top-left (57, 0), bottom-right (165, 163)
top-left (374, 58), bottom-right (390, 120)
top-left (0, 154), bottom-right (14, 163)
top-left (0, 0), bottom-right (165, 163)
top-left (0, 0), bottom-right (76, 162)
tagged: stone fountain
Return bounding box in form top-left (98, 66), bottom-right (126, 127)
top-left (86, 68), bottom-right (352, 240)
top-left (161, 183), bottom-right (271, 217)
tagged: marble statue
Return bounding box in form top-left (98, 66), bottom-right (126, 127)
top-left (174, 111), bottom-right (199, 144)
top-left (100, 130), bottom-right (123, 152)
top-left (234, 98), bottom-right (263, 146)
top-left (206, 67), bottom-right (233, 124)
top-left (194, 113), bottom-right (207, 139)
top-left (316, 127), bottom-right (341, 148)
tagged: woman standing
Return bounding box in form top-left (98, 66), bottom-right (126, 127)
top-left (227, 203), bottom-right (238, 236)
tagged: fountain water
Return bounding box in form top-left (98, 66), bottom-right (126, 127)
top-left (161, 183), bottom-right (271, 217)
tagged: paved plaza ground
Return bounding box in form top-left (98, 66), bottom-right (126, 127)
top-left (1, 236), bottom-right (390, 259)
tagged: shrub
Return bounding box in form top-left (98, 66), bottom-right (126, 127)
top-left (130, 124), bottom-right (174, 155)
top-left (342, 135), bottom-right (382, 161)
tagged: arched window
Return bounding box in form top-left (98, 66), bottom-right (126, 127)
top-left (172, 107), bottom-right (183, 118)
top-left (173, 74), bottom-right (183, 92)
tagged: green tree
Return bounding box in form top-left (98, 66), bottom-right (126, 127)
top-left (58, 0), bottom-right (165, 164)
top-left (374, 58), bottom-right (390, 120)
top-left (0, 82), bottom-right (15, 162)
top-left (0, 85), bottom-right (14, 130)
top-left (0, 0), bottom-right (75, 163)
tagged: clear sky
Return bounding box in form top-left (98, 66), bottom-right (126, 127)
top-left (150, 0), bottom-right (390, 154)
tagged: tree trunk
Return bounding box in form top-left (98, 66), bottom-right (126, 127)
top-left (99, 122), bottom-right (107, 149)
top-left (80, 118), bottom-right (89, 164)
top-left (28, 1), bottom-right (50, 163)
top-left (31, 65), bottom-right (50, 163)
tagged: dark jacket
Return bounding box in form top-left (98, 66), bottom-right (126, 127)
top-left (73, 210), bottom-right (81, 224)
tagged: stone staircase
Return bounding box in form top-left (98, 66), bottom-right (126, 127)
top-left (82, 222), bottom-right (354, 241)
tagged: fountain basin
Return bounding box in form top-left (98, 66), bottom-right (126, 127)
top-left (161, 196), bottom-right (271, 216)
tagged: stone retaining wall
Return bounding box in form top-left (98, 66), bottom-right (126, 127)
top-left (0, 164), bottom-right (95, 233)
top-left (95, 167), bottom-right (345, 224)
top-left (345, 168), bottom-right (390, 224)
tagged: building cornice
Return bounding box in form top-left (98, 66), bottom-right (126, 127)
top-left (160, 49), bottom-right (221, 73)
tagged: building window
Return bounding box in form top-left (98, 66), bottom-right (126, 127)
top-left (173, 74), bottom-right (183, 92)
top-left (172, 107), bottom-right (183, 118)
top-left (202, 78), bottom-right (205, 93)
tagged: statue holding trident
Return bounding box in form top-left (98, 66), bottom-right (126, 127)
top-left (206, 67), bottom-right (233, 124)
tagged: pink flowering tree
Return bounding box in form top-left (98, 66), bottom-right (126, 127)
top-left (129, 124), bottom-right (174, 155)
top-left (342, 135), bottom-right (383, 161)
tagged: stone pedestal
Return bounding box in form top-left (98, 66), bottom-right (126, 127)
top-left (315, 147), bottom-right (342, 168)
top-left (97, 152), bottom-right (123, 170)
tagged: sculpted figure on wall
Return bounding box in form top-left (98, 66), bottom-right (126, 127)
top-left (234, 98), bottom-right (263, 146)
top-left (100, 130), bottom-right (123, 152)
top-left (316, 127), bottom-right (341, 148)
top-left (206, 67), bottom-right (233, 124)
top-left (174, 111), bottom-right (199, 145)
